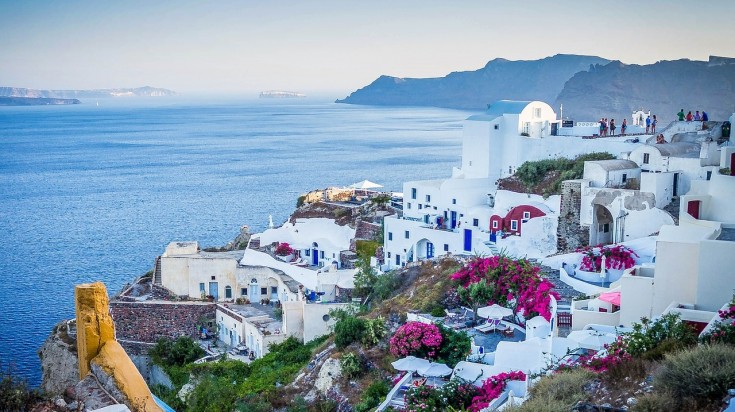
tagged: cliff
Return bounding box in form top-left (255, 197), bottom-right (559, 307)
top-left (0, 97), bottom-right (80, 106)
top-left (555, 56), bottom-right (735, 122)
top-left (0, 86), bottom-right (176, 99)
top-left (38, 320), bottom-right (79, 395)
top-left (336, 54), bottom-right (610, 110)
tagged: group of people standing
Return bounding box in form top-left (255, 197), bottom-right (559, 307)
top-left (644, 115), bottom-right (658, 134)
top-left (598, 117), bottom-right (628, 136)
top-left (677, 109), bottom-right (708, 122)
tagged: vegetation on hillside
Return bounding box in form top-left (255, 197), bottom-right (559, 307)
top-left (501, 152), bottom-right (615, 195)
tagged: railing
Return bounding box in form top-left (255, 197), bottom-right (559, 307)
top-left (377, 372), bottom-right (413, 411)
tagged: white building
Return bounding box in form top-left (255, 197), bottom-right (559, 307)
top-left (383, 100), bottom-right (645, 269)
top-left (257, 218), bottom-right (355, 268)
top-left (216, 304), bottom-right (286, 358)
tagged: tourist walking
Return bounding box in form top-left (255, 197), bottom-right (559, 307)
top-left (609, 119), bottom-right (616, 136)
top-left (651, 115), bottom-right (657, 134)
top-left (677, 109), bottom-right (685, 121)
top-left (645, 116), bottom-right (651, 134)
top-left (621, 118), bottom-right (627, 136)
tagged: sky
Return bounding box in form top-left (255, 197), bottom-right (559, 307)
top-left (2, 0), bottom-right (734, 97)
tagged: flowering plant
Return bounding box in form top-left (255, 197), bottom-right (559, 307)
top-left (404, 379), bottom-right (478, 412)
top-left (576, 244), bottom-right (638, 272)
top-left (469, 370), bottom-right (526, 411)
top-left (274, 242), bottom-right (294, 256)
top-left (450, 256), bottom-right (559, 321)
top-left (574, 336), bottom-right (631, 373)
top-left (700, 304), bottom-right (735, 345)
top-left (389, 321), bottom-right (443, 358)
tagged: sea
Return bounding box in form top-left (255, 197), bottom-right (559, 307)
top-left (0, 97), bottom-right (474, 386)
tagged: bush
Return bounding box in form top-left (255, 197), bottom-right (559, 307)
top-left (389, 321), bottom-right (443, 358)
top-left (0, 364), bottom-right (40, 412)
top-left (506, 369), bottom-right (593, 412)
top-left (373, 271), bottom-right (401, 302)
top-left (631, 391), bottom-right (679, 412)
top-left (436, 325), bottom-right (471, 368)
top-left (296, 195), bottom-right (306, 208)
top-left (150, 336), bottom-right (206, 367)
top-left (514, 152), bottom-right (614, 193)
top-left (429, 305), bottom-right (446, 318)
top-left (275, 242), bottom-right (294, 256)
top-left (340, 352), bottom-right (364, 379)
top-left (334, 315), bottom-right (367, 349)
top-left (361, 317), bottom-right (386, 347)
top-left (355, 379), bottom-right (391, 412)
top-left (655, 344), bottom-right (735, 405)
top-left (624, 313), bottom-right (697, 359)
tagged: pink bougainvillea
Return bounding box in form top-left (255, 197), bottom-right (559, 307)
top-left (469, 370), bottom-right (526, 411)
top-left (576, 244), bottom-right (638, 272)
top-left (389, 321), bottom-right (443, 358)
top-left (274, 242), bottom-right (294, 256)
top-left (450, 256), bottom-right (559, 321)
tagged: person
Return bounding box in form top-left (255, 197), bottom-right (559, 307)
top-left (651, 115), bottom-right (657, 133)
top-left (645, 116), bottom-right (651, 134)
top-left (621, 118), bottom-right (627, 136)
top-left (686, 111), bottom-right (693, 121)
top-left (702, 111), bottom-right (709, 121)
top-left (677, 109), bottom-right (685, 121)
top-left (603, 118), bottom-right (608, 136)
top-left (609, 119), bottom-right (616, 136)
top-left (599, 118), bottom-right (605, 136)
top-left (694, 111), bottom-right (701, 121)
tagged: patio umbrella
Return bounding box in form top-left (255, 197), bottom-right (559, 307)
top-left (391, 356), bottom-right (431, 372)
top-left (417, 362), bottom-right (453, 377)
top-left (477, 304), bottom-right (513, 320)
top-left (598, 291), bottom-right (621, 306)
top-left (567, 330), bottom-right (616, 350)
top-left (348, 179), bottom-right (383, 189)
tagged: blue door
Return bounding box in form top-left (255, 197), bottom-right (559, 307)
top-left (489, 232), bottom-right (497, 243)
top-left (312, 249), bottom-right (319, 265)
top-left (463, 229), bottom-right (472, 252)
top-left (450, 211), bottom-right (457, 229)
top-left (208, 282), bottom-right (218, 300)
top-left (426, 242), bottom-right (434, 258)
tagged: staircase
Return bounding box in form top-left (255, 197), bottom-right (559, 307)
top-left (483, 241), bottom-right (500, 256)
top-left (153, 256), bottom-right (162, 285)
top-left (663, 196), bottom-right (681, 226)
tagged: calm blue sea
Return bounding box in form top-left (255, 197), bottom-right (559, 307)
top-left (0, 97), bottom-right (473, 385)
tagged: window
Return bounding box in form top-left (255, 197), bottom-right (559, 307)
top-left (452, 198), bottom-right (456, 204)
top-left (320, 251), bottom-right (324, 258)
top-left (271, 286), bottom-right (277, 295)
top-left (395, 255), bottom-right (401, 265)
top-left (388, 232), bottom-right (393, 241)
top-left (492, 221), bottom-right (498, 229)
top-left (534, 107), bottom-right (541, 118)
top-left (603, 223), bottom-right (610, 233)
top-left (211, 275), bottom-right (216, 280)
top-left (643, 153), bottom-right (650, 164)
top-left (425, 194), bottom-right (431, 202)
top-left (473, 218), bottom-right (479, 227)
top-left (707, 171), bottom-right (712, 180)
top-left (411, 188), bottom-right (417, 199)
top-left (523, 211), bottom-right (531, 220)
top-left (622, 173), bottom-right (627, 183)
top-left (225, 286), bottom-right (232, 299)
top-left (443, 244), bottom-right (449, 252)
top-left (260, 287), bottom-right (267, 295)
top-left (304, 249), bottom-right (310, 256)
top-left (199, 283), bottom-right (205, 292)
top-left (510, 220), bottom-right (518, 231)
top-left (407, 203), bottom-right (412, 209)
top-left (405, 230), bottom-right (410, 239)
top-left (418, 204), bottom-right (423, 209)
top-left (241, 287), bottom-right (247, 296)
top-left (469, 161), bottom-right (472, 166)
top-left (494, 124), bottom-right (499, 130)
top-left (387, 252), bottom-right (391, 258)
top-left (522, 122), bottom-right (530, 134)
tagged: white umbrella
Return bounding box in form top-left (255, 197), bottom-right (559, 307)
top-left (391, 356), bottom-right (431, 372)
top-left (418, 362), bottom-right (453, 377)
top-left (567, 330), bottom-right (616, 350)
top-left (348, 179), bottom-right (383, 189)
top-left (477, 304), bottom-right (513, 320)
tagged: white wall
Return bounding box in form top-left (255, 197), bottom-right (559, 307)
top-left (696, 240), bottom-right (735, 312)
top-left (640, 172), bottom-right (675, 208)
top-left (652, 241), bottom-right (700, 315)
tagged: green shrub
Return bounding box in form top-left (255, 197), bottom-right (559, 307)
top-left (361, 317), bottom-right (386, 347)
top-left (507, 369), bottom-right (594, 412)
top-left (624, 313), bottom-right (697, 359)
top-left (340, 352), bottom-right (364, 379)
top-left (514, 152), bottom-right (614, 193)
top-left (373, 271), bottom-right (401, 302)
top-left (429, 305), bottom-right (446, 318)
top-left (296, 195), bottom-right (306, 208)
top-left (655, 343), bottom-right (735, 405)
top-left (0, 364), bottom-right (40, 412)
top-left (235, 394), bottom-right (273, 412)
top-left (355, 379), bottom-right (391, 412)
top-left (334, 315), bottom-right (366, 349)
top-left (631, 391), bottom-right (679, 412)
top-left (150, 336), bottom-right (206, 367)
top-left (436, 325), bottom-right (471, 368)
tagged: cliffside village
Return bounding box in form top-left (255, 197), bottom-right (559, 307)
top-left (62, 100), bottom-right (735, 411)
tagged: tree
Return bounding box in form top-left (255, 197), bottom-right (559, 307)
top-left (457, 279), bottom-right (495, 324)
top-left (370, 193), bottom-right (391, 210)
top-left (353, 257), bottom-right (378, 301)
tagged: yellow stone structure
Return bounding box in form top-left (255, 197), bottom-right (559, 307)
top-left (75, 282), bottom-right (162, 412)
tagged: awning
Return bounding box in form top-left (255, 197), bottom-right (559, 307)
top-left (598, 291), bottom-right (621, 306)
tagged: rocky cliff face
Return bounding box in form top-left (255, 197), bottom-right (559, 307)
top-left (336, 54), bottom-right (610, 110)
top-left (555, 56), bottom-right (735, 122)
top-left (38, 320), bottom-right (79, 395)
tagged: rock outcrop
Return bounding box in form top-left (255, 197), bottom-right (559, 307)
top-left (38, 320), bottom-right (79, 395)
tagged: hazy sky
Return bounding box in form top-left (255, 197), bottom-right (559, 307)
top-left (2, 0), bottom-right (734, 96)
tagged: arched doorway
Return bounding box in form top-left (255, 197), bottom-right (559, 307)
top-left (415, 238), bottom-right (434, 260)
top-left (591, 204), bottom-right (614, 245)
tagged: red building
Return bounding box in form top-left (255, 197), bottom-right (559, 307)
top-left (489, 203), bottom-right (549, 237)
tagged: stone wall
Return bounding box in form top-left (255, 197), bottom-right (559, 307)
top-left (355, 220), bottom-right (381, 241)
top-left (110, 301), bottom-right (216, 344)
top-left (557, 180), bottom-right (590, 253)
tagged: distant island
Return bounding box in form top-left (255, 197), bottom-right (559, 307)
top-left (260, 90), bottom-right (306, 98)
top-left (0, 86), bottom-right (177, 100)
top-left (0, 97), bottom-right (81, 106)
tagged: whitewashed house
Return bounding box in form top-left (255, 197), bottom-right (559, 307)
top-left (257, 218), bottom-right (355, 268)
top-left (383, 100), bottom-right (645, 269)
top-left (216, 304), bottom-right (286, 358)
